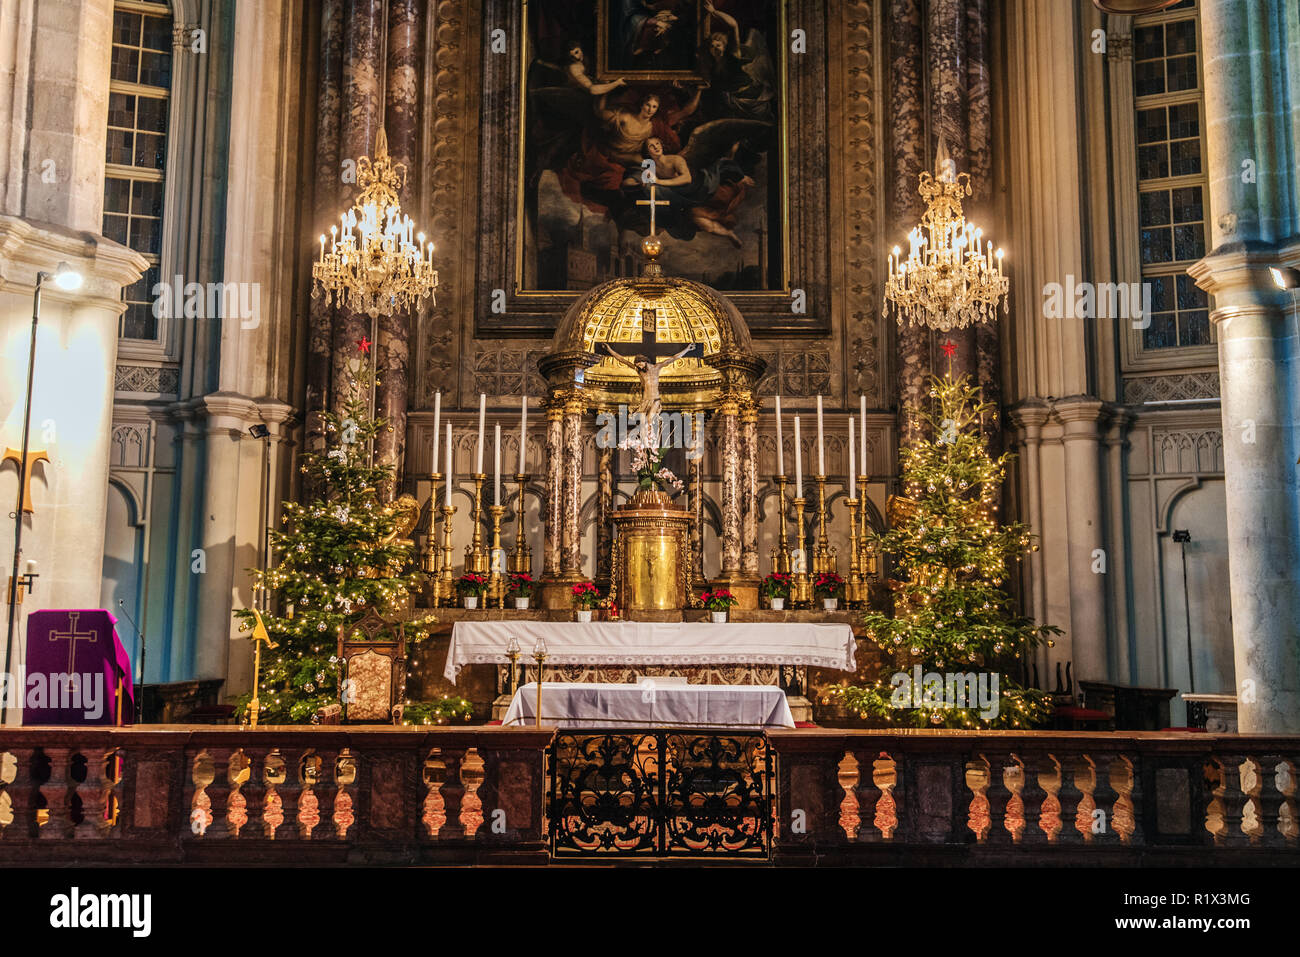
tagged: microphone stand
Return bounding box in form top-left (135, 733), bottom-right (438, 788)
top-left (117, 599), bottom-right (146, 724)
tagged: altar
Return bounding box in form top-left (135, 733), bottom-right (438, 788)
top-left (501, 681), bottom-right (795, 729)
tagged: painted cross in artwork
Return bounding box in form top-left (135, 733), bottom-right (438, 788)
top-left (524, 0), bottom-right (784, 292)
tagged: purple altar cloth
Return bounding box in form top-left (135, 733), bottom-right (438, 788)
top-left (24, 609), bottom-right (134, 725)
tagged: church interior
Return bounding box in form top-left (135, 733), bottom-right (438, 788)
top-left (1, 0), bottom-right (1299, 878)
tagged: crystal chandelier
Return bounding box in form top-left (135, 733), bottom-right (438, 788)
top-left (312, 129), bottom-right (438, 318)
top-left (883, 144), bottom-right (1008, 332)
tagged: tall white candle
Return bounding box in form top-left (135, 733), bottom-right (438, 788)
top-left (518, 395), bottom-right (528, 473)
top-left (860, 394), bottom-right (867, 479)
top-left (793, 415), bottom-right (803, 499)
top-left (848, 416), bottom-right (856, 494)
top-left (775, 396), bottom-right (784, 477)
top-left (816, 395), bottom-right (825, 477)
top-left (431, 391), bottom-right (442, 473)
top-left (493, 423), bottom-right (502, 506)
top-left (444, 423), bottom-right (453, 507)
top-left (476, 393), bottom-right (486, 474)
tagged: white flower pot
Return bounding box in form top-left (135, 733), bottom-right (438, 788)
top-left (575, 609), bottom-right (593, 623)
top-left (463, 596), bottom-right (478, 610)
top-left (710, 611), bottom-right (727, 623)
top-left (769, 598), bottom-right (785, 611)
top-left (823, 598), bottom-right (839, 611)
top-left (514, 597), bottom-right (530, 610)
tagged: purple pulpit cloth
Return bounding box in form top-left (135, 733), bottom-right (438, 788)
top-left (24, 609), bottom-right (135, 726)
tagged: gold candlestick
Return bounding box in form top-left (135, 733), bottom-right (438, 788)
top-left (857, 474), bottom-right (877, 581)
top-left (845, 496), bottom-right (863, 608)
top-left (770, 474), bottom-right (791, 574)
top-left (465, 473), bottom-right (488, 576)
top-left (488, 504), bottom-right (507, 608)
top-left (792, 496), bottom-right (811, 606)
top-left (812, 474), bottom-right (837, 575)
top-left (505, 637), bottom-right (521, 697)
top-left (422, 473), bottom-right (443, 602)
top-left (438, 503), bottom-right (456, 606)
top-left (509, 473), bottom-right (532, 575)
top-left (532, 640), bottom-right (549, 728)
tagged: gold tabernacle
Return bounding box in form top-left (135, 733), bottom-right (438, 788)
top-left (611, 488), bottom-right (692, 615)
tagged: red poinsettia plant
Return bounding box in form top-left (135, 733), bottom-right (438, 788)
top-left (813, 571), bottom-right (845, 600)
top-left (571, 581), bottom-right (602, 609)
top-left (507, 573), bottom-right (536, 599)
top-left (456, 572), bottom-right (489, 597)
top-left (700, 588), bottom-right (739, 612)
top-left (759, 572), bottom-right (792, 600)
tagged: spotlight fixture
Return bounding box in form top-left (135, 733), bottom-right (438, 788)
top-left (1268, 265), bottom-right (1300, 291)
top-left (248, 424), bottom-right (271, 439)
top-left (50, 261), bottom-right (84, 291)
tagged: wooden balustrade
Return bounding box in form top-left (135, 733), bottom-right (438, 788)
top-left (0, 726), bottom-right (1296, 864)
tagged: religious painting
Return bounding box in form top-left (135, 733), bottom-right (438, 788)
top-left (522, 0), bottom-right (786, 292)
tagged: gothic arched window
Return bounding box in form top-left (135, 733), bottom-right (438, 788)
top-left (1132, 0), bottom-right (1211, 351)
top-left (103, 1), bottom-right (173, 340)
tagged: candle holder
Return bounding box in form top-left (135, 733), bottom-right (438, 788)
top-left (464, 473), bottom-right (489, 576)
top-left (857, 474), bottom-right (878, 585)
top-left (812, 474), bottom-right (838, 575)
top-left (845, 496), bottom-right (863, 608)
top-left (769, 474), bottom-right (791, 575)
top-left (791, 496), bottom-right (811, 607)
top-left (505, 637), bottom-right (521, 697)
top-left (438, 503), bottom-right (457, 606)
top-left (509, 473), bottom-right (532, 575)
top-left (532, 639), bottom-right (549, 728)
top-left (488, 504), bottom-right (507, 608)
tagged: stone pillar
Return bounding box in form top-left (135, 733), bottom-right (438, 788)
top-left (542, 398), bottom-right (563, 578)
top-left (374, 0), bottom-right (423, 494)
top-left (688, 452), bottom-right (705, 586)
top-left (1007, 401), bottom-right (1050, 684)
top-left (331, 0), bottom-right (384, 412)
top-left (888, 0), bottom-right (929, 444)
top-left (1188, 0), bottom-right (1300, 733)
top-left (560, 398), bottom-right (584, 578)
top-left (308, 0), bottom-right (344, 431)
top-left (596, 445), bottom-right (613, 585)
top-left (1103, 409), bottom-right (1134, 682)
top-left (739, 399), bottom-right (760, 578)
top-left (717, 396), bottom-right (741, 578)
top-left (1056, 398), bottom-right (1109, 683)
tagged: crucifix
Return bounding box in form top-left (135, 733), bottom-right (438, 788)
top-left (3, 447), bottom-right (49, 514)
top-left (636, 181), bottom-right (670, 236)
top-left (602, 307), bottom-right (705, 427)
top-left (50, 611), bottom-right (98, 685)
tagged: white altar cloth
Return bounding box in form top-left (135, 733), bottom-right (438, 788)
top-left (444, 620), bottom-right (856, 683)
top-left (501, 681), bottom-right (795, 729)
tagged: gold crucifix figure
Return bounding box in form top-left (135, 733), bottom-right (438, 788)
top-left (636, 180), bottom-right (670, 236)
top-left (3, 447), bottom-right (49, 514)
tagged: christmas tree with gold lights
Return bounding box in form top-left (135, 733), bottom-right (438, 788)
top-left (233, 347), bottom-right (434, 724)
top-left (829, 371), bottom-right (1058, 728)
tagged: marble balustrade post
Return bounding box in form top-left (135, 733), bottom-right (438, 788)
top-left (543, 398), bottom-right (564, 578)
top-left (718, 396), bottom-right (742, 577)
top-left (596, 445), bottom-right (613, 584)
top-left (740, 399), bottom-right (759, 578)
top-left (889, 0), bottom-right (929, 445)
top-left (560, 397), bottom-right (585, 577)
top-left (331, 0), bottom-right (384, 413)
top-left (308, 0), bottom-right (344, 439)
top-left (374, 0), bottom-right (422, 496)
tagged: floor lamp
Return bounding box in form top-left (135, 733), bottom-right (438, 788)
top-left (2, 262), bottom-right (83, 725)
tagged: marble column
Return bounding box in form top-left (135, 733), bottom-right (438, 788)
top-left (560, 398), bottom-right (584, 577)
top-left (689, 453), bottom-right (705, 586)
top-left (542, 399), bottom-right (563, 578)
top-left (1189, 0), bottom-right (1300, 733)
top-left (717, 396), bottom-right (742, 577)
top-left (374, 0), bottom-right (422, 495)
top-left (596, 445), bottom-right (613, 585)
top-left (308, 0), bottom-right (344, 434)
top-left (330, 0), bottom-right (384, 413)
top-left (889, 0), bottom-right (929, 444)
top-left (1008, 402), bottom-right (1050, 684)
top-left (1057, 398), bottom-right (1109, 683)
top-left (740, 399), bottom-right (759, 578)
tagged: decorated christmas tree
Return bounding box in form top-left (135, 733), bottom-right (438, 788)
top-left (828, 370), bottom-right (1058, 728)
top-left (233, 347), bottom-right (435, 724)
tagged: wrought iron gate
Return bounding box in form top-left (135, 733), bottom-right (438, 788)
top-left (547, 730), bottom-right (773, 859)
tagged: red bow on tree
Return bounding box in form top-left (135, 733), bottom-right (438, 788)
top-left (357, 336), bottom-right (372, 354)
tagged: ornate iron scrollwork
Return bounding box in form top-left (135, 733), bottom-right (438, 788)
top-left (549, 730), bottom-right (773, 858)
